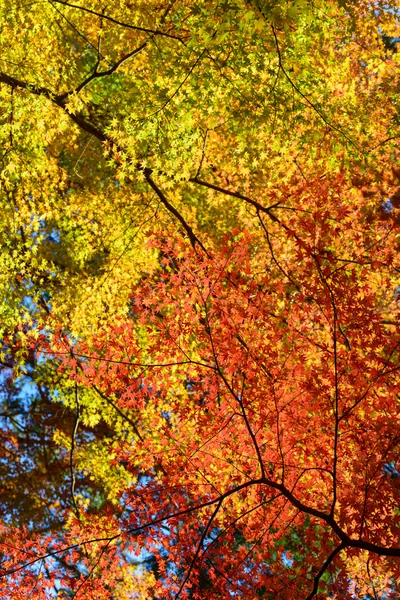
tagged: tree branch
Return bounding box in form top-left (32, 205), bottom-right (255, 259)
top-left (69, 382), bottom-right (80, 517)
top-left (270, 26), bottom-right (359, 151)
top-left (51, 0), bottom-right (188, 42)
top-left (59, 42), bottom-right (148, 100)
top-left (305, 542), bottom-right (346, 600)
top-left (92, 385), bottom-right (144, 443)
top-left (144, 169), bottom-right (210, 256)
top-left (189, 176), bottom-right (281, 220)
top-left (0, 72), bottom-right (207, 254)
top-left (2, 474), bottom-right (400, 584)
top-left (176, 499), bottom-right (222, 598)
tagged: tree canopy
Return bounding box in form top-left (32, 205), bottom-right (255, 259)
top-left (0, 0), bottom-right (400, 598)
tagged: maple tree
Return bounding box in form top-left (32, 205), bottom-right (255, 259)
top-left (4, 173), bottom-right (400, 598)
top-left (0, 0), bottom-right (400, 597)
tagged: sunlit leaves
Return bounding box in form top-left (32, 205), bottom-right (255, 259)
top-left (0, 0), bottom-right (400, 597)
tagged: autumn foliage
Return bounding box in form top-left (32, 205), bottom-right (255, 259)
top-left (1, 0), bottom-right (400, 598)
top-left (2, 175), bottom-right (400, 598)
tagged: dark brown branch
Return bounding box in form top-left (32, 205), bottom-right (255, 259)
top-left (49, 0), bottom-right (107, 63)
top-left (69, 382), bottom-right (80, 517)
top-left (2, 473), bottom-right (400, 582)
top-left (271, 26), bottom-right (359, 151)
top-left (200, 297), bottom-right (266, 479)
top-left (257, 210), bottom-right (299, 288)
top-left (176, 499), bottom-right (222, 598)
top-left (313, 261), bottom-right (340, 516)
top-left (189, 176), bottom-right (281, 220)
top-left (0, 358), bottom-right (15, 369)
top-left (44, 349), bottom-right (216, 370)
top-left (305, 543), bottom-right (346, 600)
top-left (0, 479), bottom-right (259, 578)
top-left (60, 42), bottom-right (148, 100)
top-left (51, 0), bottom-right (188, 42)
top-left (0, 72), bottom-right (56, 102)
top-left (92, 385), bottom-right (144, 442)
top-left (144, 169), bottom-right (210, 256)
top-left (0, 72), bottom-right (207, 254)
top-left (339, 341), bottom-right (400, 422)
top-left (147, 49), bottom-right (206, 118)
top-left (259, 476), bottom-right (400, 557)
top-left (366, 555), bottom-right (379, 600)
top-left (72, 538), bottom-right (114, 597)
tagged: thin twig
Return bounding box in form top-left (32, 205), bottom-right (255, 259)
top-left (270, 26), bottom-right (359, 151)
top-left (92, 385), bottom-right (143, 442)
top-left (51, 0), bottom-right (187, 41)
top-left (144, 169), bottom-right (210, 256)
top-left (175, 500), bottom-right (222, 598)
top-left (305, 543), bottom-right (346, 600)
top-left (69, 381), bottom-right (80, 517)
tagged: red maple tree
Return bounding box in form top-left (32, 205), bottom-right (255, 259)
top-left (2, 175), bottom-right (400, 598)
